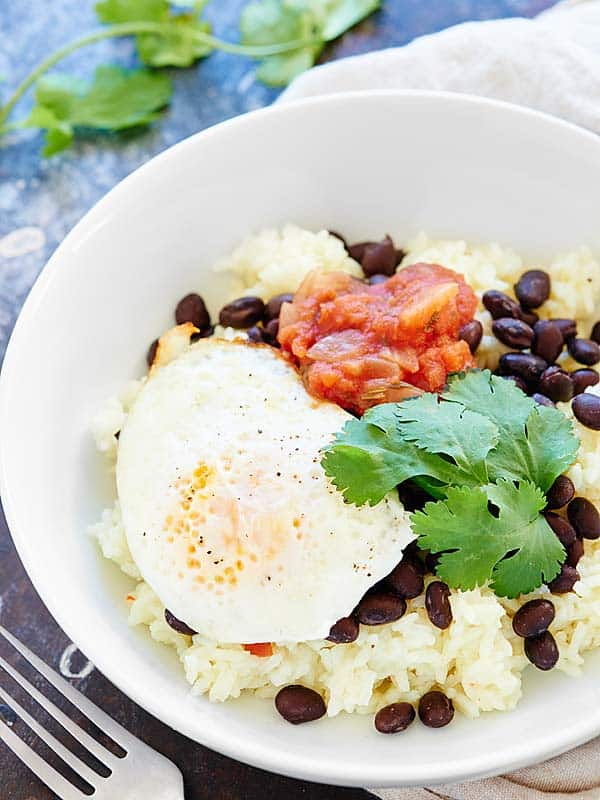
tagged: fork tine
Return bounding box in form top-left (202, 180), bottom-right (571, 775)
top-left (0, 625), bottom-right (130, 752)
top-left (0, 718), bottom-right (86, 799)
top-left (0, 683), bottom-right (102, 786)
top-left (0, 651), bottom-right (120, 767)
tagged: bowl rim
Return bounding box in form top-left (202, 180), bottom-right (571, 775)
top-left (2, 89), bottom-right (600, 788)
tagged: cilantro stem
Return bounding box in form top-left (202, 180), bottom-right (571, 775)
top-left (0, 21), bottom-right (316, 128)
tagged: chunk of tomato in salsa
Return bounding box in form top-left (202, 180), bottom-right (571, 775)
top-left (278, 263), bottom-right (478, 415)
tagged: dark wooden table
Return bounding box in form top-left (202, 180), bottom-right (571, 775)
top-left (0, 1), bottom-right (558, 797)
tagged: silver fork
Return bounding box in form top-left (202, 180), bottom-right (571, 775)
top-left (0, 625), bottom-right (184, 799)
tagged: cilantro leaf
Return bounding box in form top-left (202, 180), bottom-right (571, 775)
top-left (25, 105), bottom-right (74, 156)
top-left (321, 0), bottom-right (380, 39)
top-left (240, 0), bottom-right (321, 87)
top-left (23, 67), bottom-right (172, 156)
top-left (411, 486), bottom-right (503, 590)
top-left (322, 393), bottom-right (499, 507)
top-left (486, 481), bottom-right (565, 596)
top-left (95, 0), bottom-right (213, 67)
top-left (66, 67), bottom-right (171, 128)
top-left (395, 393), bottom-right (498, 483)
top-left (443, 369), bottom-right (535, 431)
top-left (444, 371), bottom-right (579, 491)
top-left (240, 0), bottom-right (380, 87)
top-left (412, 480), bottom-right (564, 598)
top-left (322, 412), bottom-right (480, 507)
top-left (137, 15), bottom-right (212, 66)
top-left (96, 0), bottom-right (168, 23)
top-left (255, 47), bottom-right (321, 86)
top-left (323, 371), bottom-right (579, 507)
top-left (489, 404), bottom-right (579, 492)
top-left (240, 0), bottom-right (306, 46)
top-left (322, 369), bottom-right (580, 598)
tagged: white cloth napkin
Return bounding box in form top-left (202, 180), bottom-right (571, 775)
top-left (281, 0), bottom-right (600, 135)
top-left (280, 2), bottom-right (600, 797)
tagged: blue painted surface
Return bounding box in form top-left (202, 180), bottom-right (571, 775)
top-left (0, 0), bottom-right (557, 364)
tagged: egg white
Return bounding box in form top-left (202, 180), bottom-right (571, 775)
top-left (117, 338), bottom-right (413, 643)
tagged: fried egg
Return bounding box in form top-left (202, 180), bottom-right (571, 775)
top-left (117, 338), bottom-right (413, 643)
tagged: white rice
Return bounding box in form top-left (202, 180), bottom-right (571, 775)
top-left (213, 224), bottom-right (362, 298)
top-left (90, 228), bottom-right (600, 719)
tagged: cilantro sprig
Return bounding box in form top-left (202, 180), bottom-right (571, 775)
top-left (241, 0), bottom-right (380, 86)
top-left (24, 67), bottom-right (172, 157)
top-left (322, 370), bottom-right (580, 598)
top-left (0, 0), bottom-right (381, 157)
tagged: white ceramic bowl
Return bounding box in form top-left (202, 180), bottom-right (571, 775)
top-left (2, 91), bottom-right (600, 788)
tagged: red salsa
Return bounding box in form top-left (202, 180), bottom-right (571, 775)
top-left (278, 263), bottom-right (478, 414)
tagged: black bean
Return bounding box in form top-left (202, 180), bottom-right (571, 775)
top-left (499, 352), bottom-right (548, 384)
top-left (219, 296), bottom-right (265, 328)
top-left (492, 318), bottom-right (533, 349)
top-left (397, 545), bottom-right (427, 577)
top-left (164, 610), bottom-right (197, 636)
top-left (501, 374), bottom-right (529, 394)
top-left (425, 581), bottom-right (453, 629)
top-left (591, 321), bottom-right (600, 344)
top-left (397, 481), bottom-right (430, 512)
top-left (374, 702), bottom-right (416, 734)
top-left (247, 325), bottom-right (265, 343)
top-left (425, 551), bottom-right (442, 574)
top-left (567, 497), bottom-right (600, 540)
top-left (548, 564), bottom-right (580, 594)
top-left (546, 475), bottom-right (575, 509)
top-left (418, 691), bottom-right (454, 728)
top-left (512, 599), bottom-right (555, 638)
top-left (275, 686), bottom-right (326, 724)
top-left (550, 318), bottom-right (577, 340)
top-left (520, 307), bottom-right (539, 327)
top-left (515, 270), bottom-right (551, 309)
top-left (356, 592), bottom-right (406, 626)
top-left (532, 393), bottom-right (555, 408)
top-left (361, 235), bottom-right (397, 277)
top-left (571, 369), bottom-right (599, 396)
top-left (328, 230), bottom-right (348, 250)
top-left (458, 320), bottom-right (483, 354)
top-left (146, 338), bottom-right (159, 368)
top-left (326, 616), bottom-right (359, 644)
top-left (264, 293), bottom-right (294, 322)
top-left (191, 325), bottom-right (215, 341)
top-left (175, 293), bottom-right (210, 331)
top-left (532, 321), bottom-right (564, 364)
top-left (348, 241), bottom-right (368, 262)
top-left (264, 318), bottom-right (280, 346)
top-left (524, 631), bottom-right (559, 670)
top-left (402, 539), bottom-right (421, 560)
top-left (538, 366), bottom-right (574, 403)
top-left (482, 290), bottom-right (522, 320)
top-left (409, 554), bottom-right (427, 577)
top-left (368, 274), bottom-right (389, 285)
top-left (566, 538), bottom-right (585, 568)
top-left (543, 512), bottom-right (576, 547)
top-left (572, 393), bottom-right (600, 430)
top-left (568, 337), bottom-right (600, 366)
top-left (386, 559), bottom-right (424, 599)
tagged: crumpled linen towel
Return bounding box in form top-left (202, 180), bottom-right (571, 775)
top-left (281, 0), bottom-right (600, 135)
top-left (279, 2), bottom-right (600, 797)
